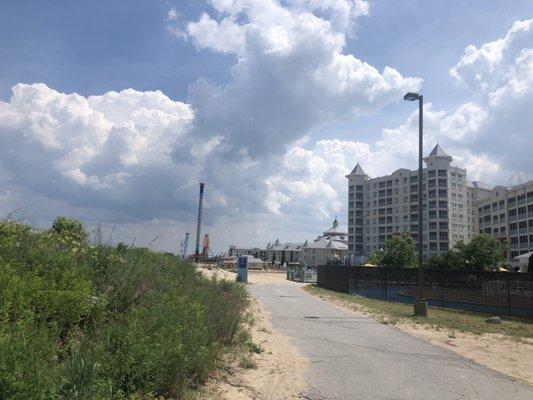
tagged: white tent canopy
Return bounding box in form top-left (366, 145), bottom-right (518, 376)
top-left (514, 251), bottom-right (533, 260)
top-left (514, 251), bottom-right (532, 273)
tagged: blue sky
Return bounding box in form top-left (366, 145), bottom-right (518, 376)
top-left (0, 1), bottom-right (532, 252)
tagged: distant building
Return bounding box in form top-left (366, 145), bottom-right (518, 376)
top-left (476, 180), bottom-right (533, 261)
top-left (228, 239), bottom-right (303, 265)
top-left (302, 218), bottom-right (348, 267)
top-left (227, 219), bottom-right (347, 267)
top-left (346, 144), bottom-right (493, 260)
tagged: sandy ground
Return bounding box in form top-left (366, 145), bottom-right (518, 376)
top-left (400, 325), bottom-right (533, 386)
top-left (198, 267), bottom-right (308, 399)
top-left (199, 266), bottom-right (288, 285)
top-left (308, 286), bottom-right (533, 386)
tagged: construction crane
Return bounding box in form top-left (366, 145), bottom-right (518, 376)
top-left (179, 232), bottom-right (190, 259)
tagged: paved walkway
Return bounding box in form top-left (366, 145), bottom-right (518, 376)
top-left (249, 281), bottom-right (533, 400)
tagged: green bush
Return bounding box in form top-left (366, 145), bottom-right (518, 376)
top-left (381, 234), bottom-right (416, 268)
top-left (0, 218), bottom-right (249, 399)
top-left (426, 234), bottom-right (506, 271)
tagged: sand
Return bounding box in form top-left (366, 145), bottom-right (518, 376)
top-left (400, 325), bottom-right (533, 385)
top-left (198, 267), bottom-right (308, 399)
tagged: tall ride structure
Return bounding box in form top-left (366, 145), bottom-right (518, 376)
top-left (179, 232), bottom-right (190, 259)
top-left (195, 182), bottom-right (205, 262)
top-left (202, 234), bottom-right (210, 258)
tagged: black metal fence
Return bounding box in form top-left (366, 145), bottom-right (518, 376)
top-left (317, 266), bottom-right (533, 317)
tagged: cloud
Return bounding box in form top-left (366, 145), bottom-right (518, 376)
top-left (183, 0), bottom-right (420, 160)
top-left (173, 0), bottom-right (420, 228)
top-left (450, 19), bottom-right (532, 93)
top-left (3, 5), bottom-right (531, 254)
top-left (1, 0), bottom-right (419, 252)
top-left (449, 18), bottom-right (533, 174)
top-left (0, 83), bottom-right (199, 219)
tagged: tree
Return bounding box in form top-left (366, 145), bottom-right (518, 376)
top-left (280, 250), bottom-right (286, 266)
top-left (426, 250), bottom-right (461, 270)
top-left (454, 233), bottom-right (505, 271)
top-left (528, 253), bottom-right (533, 273)
top-left (381, 234), bottom-right (416, 268)
top-left (366, 250), bottom-right (383, 266)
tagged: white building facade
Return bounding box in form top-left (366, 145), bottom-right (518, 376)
top-left (302, 218), bottom-right (348, 267)
top-left (476, 181), bottom-right (533, 262)
top-left (227, 219), bottom-right (348, 267)
top-left (346, 144), bottom-right (493, 260)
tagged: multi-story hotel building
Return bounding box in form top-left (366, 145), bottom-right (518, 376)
top-left (477, 181), bottom-right (533, 261)
top-left (346, 144), bottom-right (493, 260)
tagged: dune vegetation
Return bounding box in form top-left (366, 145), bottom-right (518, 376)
top-left (0, 217), bottom-right (250, 399)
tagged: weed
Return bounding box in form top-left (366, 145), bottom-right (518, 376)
top-left (248, 342), bottom-right (264, 354)
top-left (0, 218), bottom-right (251, 399)
top-left (239, 357), bottom-right (257, 370)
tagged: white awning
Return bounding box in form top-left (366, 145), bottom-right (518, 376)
top-left (514, 251), bottom-right (533, 260)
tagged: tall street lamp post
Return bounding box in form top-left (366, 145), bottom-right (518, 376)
top-left (404, 92), bottom-right (428, 317)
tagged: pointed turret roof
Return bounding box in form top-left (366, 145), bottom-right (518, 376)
top-left (303, 239), bottom-right (309, 247)
top-left (349, 162), bottom-right (367, 176)
top-left (332, 217), bottom-right (338, 228)
top-left (428, 144), bottom-right (449, 157)
top-left (424, 143), bottom-right (453, 163)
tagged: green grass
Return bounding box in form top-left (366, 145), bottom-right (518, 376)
top-left (304, 285), bottom-right (533, 340)
top-left (0, 218), bottom-right (251, 400)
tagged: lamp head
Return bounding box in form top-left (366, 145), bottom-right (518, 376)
top-left (404, 92), bottom-right (421, 101)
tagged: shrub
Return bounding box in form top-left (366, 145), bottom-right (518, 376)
top-left (426, 250), bottom-right (461, 270)
top-left (381, 234), bottom-right (416, 268)
top-left (0, 218), bottom-right (250, 399)
top-left (52, 216), bottom-right (88, 244)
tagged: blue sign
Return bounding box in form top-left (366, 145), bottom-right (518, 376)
top-left (237, 256), bottom-right (248, 283)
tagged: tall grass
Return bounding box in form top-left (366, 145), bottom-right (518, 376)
top-left (0, 218), bottom-right (249, 399)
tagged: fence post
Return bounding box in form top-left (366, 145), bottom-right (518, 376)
top-left (440, 269), bottom-right (445, 309)
top-left (384, 266), bottom-right (388, 301)
top-left (345, 268), bottom-right (349, 294)
top-left (506, 273), bottom-right (512, 317)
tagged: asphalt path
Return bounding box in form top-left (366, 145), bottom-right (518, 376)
top-left (248, 280), bottom-right (533, 400)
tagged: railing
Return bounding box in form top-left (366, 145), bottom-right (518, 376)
top-left (287, 266), bottom-right (317, 283)
top-left (317, 266), bottom-right (533, 317)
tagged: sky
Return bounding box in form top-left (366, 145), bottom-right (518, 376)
top-left (0, 0), bottom-right (532, 254)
